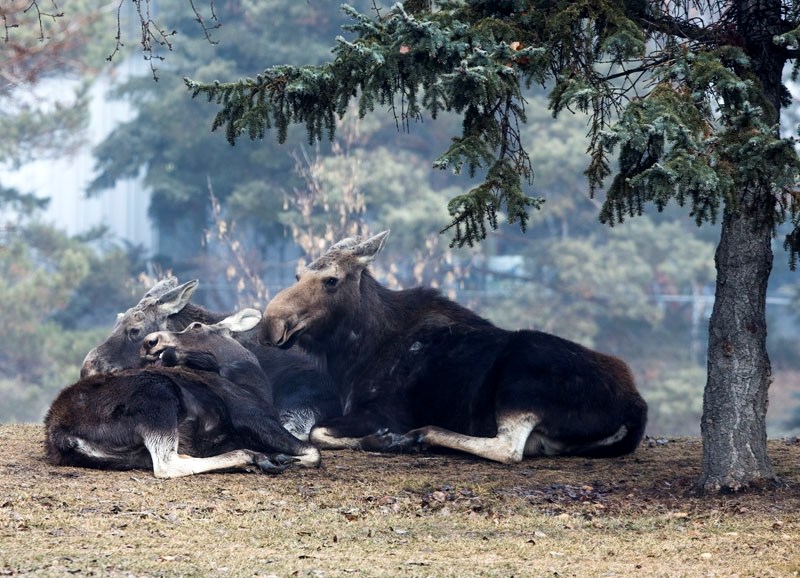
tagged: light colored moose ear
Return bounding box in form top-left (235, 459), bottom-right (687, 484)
top-left (216, 308), bottom-right (262, 333)
top-left (352, 230), bottom-right (390, 265)
top-left (156, 280), bottom-right (199, 315)
top-left (326, 235), bottom-right (363, 253)
top-left (142, 276), bottom-right (178, 299)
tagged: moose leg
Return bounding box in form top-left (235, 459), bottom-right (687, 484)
top-left (310, 409), bottom-right (407, 450)
top-left (309, 426), bottom-right (363, 449)
top-left (141, 430), bottom-right (284, 478)
top-left (367, 412), bottom-right (543, 464)
top-left (230, 410), bottom-right (322, 467)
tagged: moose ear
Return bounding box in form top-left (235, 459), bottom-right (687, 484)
top-left (216, 308), bottom-right (262, 333)
top-left (157, 280), bottom-right (199, 315)
top-left (327, 235), bottom-right (362, 253)
top-left (142, 276), bottom-right (178, 299)
top-left (352, 230), bottom-right (390, 265)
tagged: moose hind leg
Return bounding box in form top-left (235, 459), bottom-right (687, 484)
top-left (309, 410), bottom-right (396, 450)
top-left (280, 408), bottom-right (318, 441)
top-left (142, 431), bottom-right (262, 478)
top-left (309, 426), bottom-right (363, 449)
top-left (412, 412), bottom-right (540, 464)
top-left (233, 412), bottom-right (322, 467)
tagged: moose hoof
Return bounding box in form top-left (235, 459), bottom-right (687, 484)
top-left (255, 453), bottom-right (298, 474)
top-left (360, 429), bottom-right (427, 453)
top-left (404, 428), bottom-right (429, 452)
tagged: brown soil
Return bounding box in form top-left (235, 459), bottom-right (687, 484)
top-left (1, 424), bottom-right (799, 577)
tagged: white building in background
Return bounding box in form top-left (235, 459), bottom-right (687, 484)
top-left (2, 63), bottom-right (155, 253)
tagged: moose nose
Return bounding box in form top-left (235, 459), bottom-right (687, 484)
top-left (262, 317), bottom-right (287, 346)
top-left (144, 335), bottom-right (161, 350)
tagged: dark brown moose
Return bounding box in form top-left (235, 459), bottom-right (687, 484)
top-left (81, 277), bottom-right (340, 440)
top-left (263, 230), bottom-right (648, 463)
top-left (45, 310), bottom-right (321, 478)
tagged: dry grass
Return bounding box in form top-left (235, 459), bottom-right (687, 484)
top-left (1, 424), bottom-right (799, 578)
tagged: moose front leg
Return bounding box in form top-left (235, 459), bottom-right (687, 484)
top-left (359, 412), bottom-right (542, 463)
top-left (309, 408), bottom-right (411, 450)
top-left (143, 432), bottom-right (289, 478)
top-left (308, 426), bottom-right (362, 449)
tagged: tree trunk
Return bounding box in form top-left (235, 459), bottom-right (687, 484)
top-left (697, 0), bottom-right (787, 493)
top-left (699, 198), bottom-right (777, 492)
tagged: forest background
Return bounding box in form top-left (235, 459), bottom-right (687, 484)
top-left (1, 0), bottom-right (799, 436)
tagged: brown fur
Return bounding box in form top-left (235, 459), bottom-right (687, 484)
top-left (263, 231), bottom-right (648, 463)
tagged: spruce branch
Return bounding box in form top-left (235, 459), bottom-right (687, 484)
top-left (185, 0), bottom-right (800, 251)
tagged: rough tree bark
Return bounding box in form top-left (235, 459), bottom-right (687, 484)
top-left (700, 203), bottom-right (776, 492)
top-left (699, 0), bottom-right (784, 492)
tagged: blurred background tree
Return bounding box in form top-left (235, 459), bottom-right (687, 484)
top-left (0, 203), bottom-right (147, 422)
top-left (0, 0), bottom-right (154, 420)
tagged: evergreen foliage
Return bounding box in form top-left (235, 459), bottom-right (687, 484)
top-left (186, 1), bottom-right (800, 256)
top-left (186, 2), bottom-right (558, 247)
top-left (600, 46), bottom-right (800, 246)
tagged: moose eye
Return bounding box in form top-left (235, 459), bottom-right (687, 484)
top-left (128, 327), bottom-right (141, 340)
top-left (324, 276), bottom-right (339, 290)
top-left (188, 322), bottom-right (203, 331)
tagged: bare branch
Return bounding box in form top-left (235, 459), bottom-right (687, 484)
top-left (106, 0), bottom-right (222, 81)
top-left (1, 0), bottom-right (62, 43)
top-left (188, 0), bottom-right (220, 45)
top-left (207, 181), bottom-right (270, 308)
top-left (23, 0), bottom-right (64, 41)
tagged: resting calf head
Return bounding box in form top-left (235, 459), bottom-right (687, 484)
top-left (141, 309), bottom-right (262, 374)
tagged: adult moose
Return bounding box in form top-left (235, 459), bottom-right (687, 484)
top-left (81, 277), bottom-right (340, 440)
top-left (263, 231), bottom-right (648, 463)
top-left (46, 310), bottom-right (321, 478)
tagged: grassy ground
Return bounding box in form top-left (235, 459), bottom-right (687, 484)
top-left (1, 424), bottom-right (798, 578)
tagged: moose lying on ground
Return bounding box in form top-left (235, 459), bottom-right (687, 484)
top-left (81, 277), bottom-right (340, 440)
top-left (263, 230), bottom-right (648, 463)
top-left (45, 309), bottom-right (321, 478)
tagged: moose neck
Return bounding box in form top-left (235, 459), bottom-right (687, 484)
top-left (320, 271), bottom-right (447, 386)
top-left (168, 303), bottom-right (228, 330)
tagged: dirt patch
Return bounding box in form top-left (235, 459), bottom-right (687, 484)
top-left (1, 424), bottom-right (799, 577)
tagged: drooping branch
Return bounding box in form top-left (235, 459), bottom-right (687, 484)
top-left (186, 3), bottom-right (552, 247)
top-left (185, 0), bottom-right (800, 251)
top-left (104, 0), bottom-right (220, 80)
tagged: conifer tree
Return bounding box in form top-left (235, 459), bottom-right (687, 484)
top-left (186, 0), bottom-right (800, 492)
